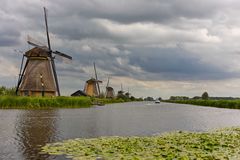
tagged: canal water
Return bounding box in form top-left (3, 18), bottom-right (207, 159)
top-left (1, 102), bottom-right (240, 159)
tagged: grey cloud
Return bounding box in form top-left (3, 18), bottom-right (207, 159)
top-left (0, 19), bottom-right (21, 46)
top-left (51, 0), bottom-right (230, 24)
top-left (128, 47), bottom-right (238, 81)
top-left (50, 18), bottom-right (112, 40)
top-left (2, 0), bottom-right (240, 98)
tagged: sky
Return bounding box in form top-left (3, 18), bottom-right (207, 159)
top-left (1, 0), bottom-right (240, 99)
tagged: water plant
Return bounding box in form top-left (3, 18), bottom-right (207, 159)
top-left (41, 127), bottom-right (240, 159)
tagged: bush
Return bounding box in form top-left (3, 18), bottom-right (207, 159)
top-left (202, 92), bottom-right (209, 100)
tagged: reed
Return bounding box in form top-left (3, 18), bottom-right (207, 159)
top-left (0, 96), bottom-right (92, 109)
top-left (165, 99), bottom-right (240, 109)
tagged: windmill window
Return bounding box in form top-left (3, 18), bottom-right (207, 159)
top-left (24, 91), bottom-right (29, 96)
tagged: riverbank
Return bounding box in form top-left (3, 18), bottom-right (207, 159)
top-left (0, 96), bottom-right (92, 109)
top-left (41, 127), bottom-right (240, 159)
top-left (164, 99), bottom-right (240, 109)
top-left (0, 96), bottom-right (137, 109)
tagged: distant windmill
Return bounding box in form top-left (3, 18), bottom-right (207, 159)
top-left (117, 83), bottom-right (124, 98)
top-left (16, 7), bottom-right (72, 96)
top-left (84, 62), bottom-right (102, 97)
top-left (105, 77), bottom-right (115, 98)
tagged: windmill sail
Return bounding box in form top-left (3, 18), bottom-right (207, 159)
top-left (27, 35), bottom-right (45, 47)
top-left (94, 62), bottom-right (101, 95)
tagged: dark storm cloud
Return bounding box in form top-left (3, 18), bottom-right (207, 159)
top-left (51, 0), bottom-right (228, 24)
top-left (50, 18), bottom-right (112, 40)
top-left (56, 63), bottom-right (86, 78)
top-left (128, 47), bottom-right (237, 81)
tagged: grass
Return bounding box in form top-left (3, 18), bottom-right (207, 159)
top-left (164, 99), bottom-right (240, 109)
top-left (91, 97), bottom-right (129, 105)
top-left (0, 96), bottom-right (139, 109)
top-left (0, 96), bottom-right (92, 109)
top-left (41, 127), bottom-right (240, 159)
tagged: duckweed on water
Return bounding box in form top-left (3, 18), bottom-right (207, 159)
top-left (41, 127), bottom-right (240, 159)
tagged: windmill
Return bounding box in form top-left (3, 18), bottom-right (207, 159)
top-left (84, 62), bottom-right (102, 97)
top-left (16, 7), bottom-right (72, 96)
top-left (117, 83), bottom-right (125, 98)
top-left (105, 77), bottom-right (115, 98)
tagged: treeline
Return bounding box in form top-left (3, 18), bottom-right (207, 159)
top-left (167, 92), bottom-right (240, 101)
top-left (165, 99), bottom-right (240, 109)
top-left (165, 91), bottom-right (240, 109)
top-left (0, 86), bottom-right (16, 96)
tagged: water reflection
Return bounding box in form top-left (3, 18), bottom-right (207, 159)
top-left (15, 110), bottom-right (59, 160)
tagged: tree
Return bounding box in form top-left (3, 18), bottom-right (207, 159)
top-left (0, 86), bottom-right (16, 96)
top-left (144, 97), bottom-right (154, 101)
top-left (202, 92), bottom-right (209, 100)
top-left (117, 91), bottom-right (126, 99)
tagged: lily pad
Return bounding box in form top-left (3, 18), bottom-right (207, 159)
top-left (41, 127), bottom-right (240, 159)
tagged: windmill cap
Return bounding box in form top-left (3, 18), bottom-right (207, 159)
top-left (86, 78), bottom-right (102, 83)
top-left (25, 47), bottom-right (49, 57)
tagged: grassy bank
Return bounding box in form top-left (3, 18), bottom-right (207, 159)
top-left (164, 99), bottom-right (240, 109)
top-left (91, 97), bottom-right (141, 105)
top-left (0, 96), bottom-right (92, 109)
top-left (0, 96), bottom-right (140, 109)
top-left (41, 127), bottom-right (240, 159)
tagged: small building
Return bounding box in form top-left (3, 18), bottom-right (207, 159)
top-left (71, 90), bottom-right (87, 96)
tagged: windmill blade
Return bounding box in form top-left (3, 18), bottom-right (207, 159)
top-left (93, 62), bottom-right (101, 96)
top-left (27, 40), bottom-right (42, 48)
top-left (27, 35), bottom-right (45, 47)
top-left (17, 55), bottom-right (25, 84)
top-left (43, 7), bottom-right (61, 96)
top-left (53, 51), bottom-right (72, 60)
top-left (44, 7), bottom-right (52, 51)
top-left (16, 59), bottom-right (29, 95)
top-left (106, 77), bottom-right (110, 88)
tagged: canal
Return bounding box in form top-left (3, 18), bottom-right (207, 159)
top-left (1, 102), bottom-right (240, 159)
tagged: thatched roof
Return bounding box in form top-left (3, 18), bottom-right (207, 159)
top-left (25, 47), bottom-right (49, 57)
top-left (106, 86), bottom-right (114, 91)
top-left (19, 47), bottom-right (56, 92)
top-left (86, 78), bottom-right (102, 83)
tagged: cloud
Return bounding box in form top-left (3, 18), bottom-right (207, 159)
top-left (128, 47), bottom-right (237, 81)
top-left (1, 0), bottom-right (240, 98)
top-left (0, 56), bottom-right (19, 77)
top-left (96, 19), bottom-right (220, 46)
